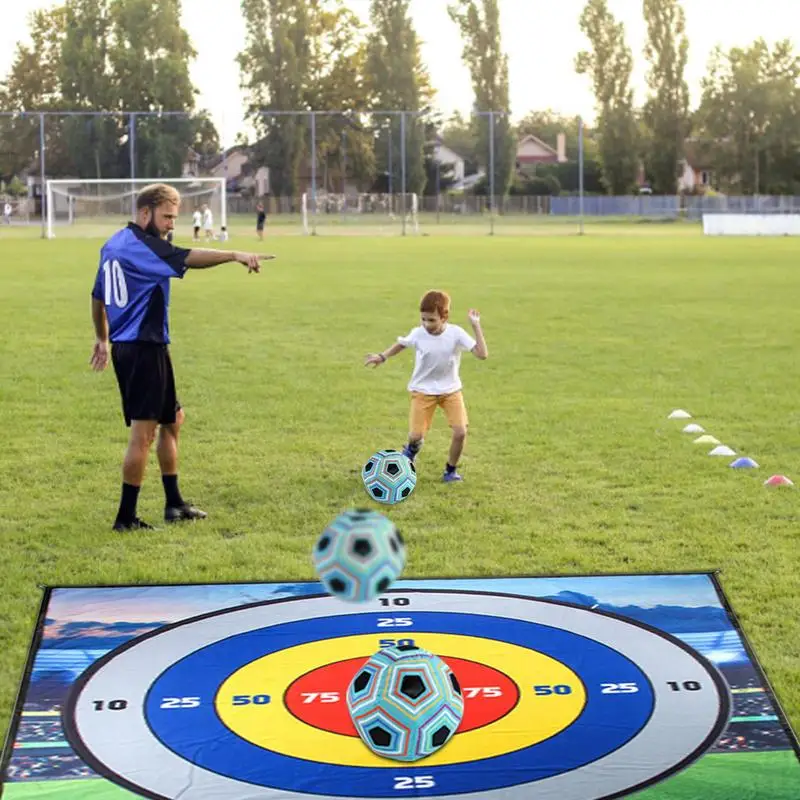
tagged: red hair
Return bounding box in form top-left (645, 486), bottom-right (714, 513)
top-left (420, 290), bottom-right (450, 319)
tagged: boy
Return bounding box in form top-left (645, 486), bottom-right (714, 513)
top-left (3, 201), bottom-right (11, 224)
top-left (202, 204), bottom-right (214, 242)
top-left (218, 225), bottom-right (229, 242)
top-left (256, 202), bottom-right (266, 240)
top-left (191, 208), bottom-right (201, 242)
top-left (365, 290), bottom-right (488, 482)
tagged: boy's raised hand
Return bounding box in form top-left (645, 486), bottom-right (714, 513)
top-left (468, 308), bottom-right (481, 325)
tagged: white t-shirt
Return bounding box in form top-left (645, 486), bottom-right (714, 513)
top-left (397, 324), bottom-right (477, 395)
top-left (203, 209), bottom-right (213, 228)
top-left (3, 203), bottom-right (11, 216)
top-left (192, 211), bottom-right (202, 227)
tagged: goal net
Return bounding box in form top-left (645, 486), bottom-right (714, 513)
top-left (45, 178), bottom-right (226, 239)
top-left (301, 192), bottom-right (420, 235)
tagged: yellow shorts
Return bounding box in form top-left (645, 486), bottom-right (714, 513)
top-left (409, 391), bottom-right (468, 436)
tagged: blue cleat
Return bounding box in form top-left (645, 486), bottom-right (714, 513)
top-left (402, 445), bottom-right (415, 462)
top-left (442, 470), bottom-right (463, 483)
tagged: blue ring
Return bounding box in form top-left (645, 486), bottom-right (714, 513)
top-left (145, 612), bottom-right (653, 796)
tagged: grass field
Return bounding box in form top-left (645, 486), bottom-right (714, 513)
top-left (1, 220), bottom-right (799, 763)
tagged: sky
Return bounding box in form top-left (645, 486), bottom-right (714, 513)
top-left (1, 0), bottom-right (797, 147)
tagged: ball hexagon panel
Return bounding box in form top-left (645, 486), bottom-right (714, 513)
top-left (312, 510), bottom-right (406, 603)
top-left (347, 645), bottom-right (465, 762)
top-left (361, 450), bottom-right (417, 506)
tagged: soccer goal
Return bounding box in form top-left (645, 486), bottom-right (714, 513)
top-left (300, 192), bottom-right (420, 236)
top-left (45, 178), bottom-right (226, 239)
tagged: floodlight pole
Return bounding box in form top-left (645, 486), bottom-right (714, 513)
top-left (129, 113), bottom-right (137, 219)
top-left (400, 112), bottom-right (407, 236)
top-left (39, 113), bottom-right (47, 239)
top-left (310, 111), bottom-right (317, 234)
top-left (489, 111), bottom-right (495, 236)
top-left (578, 116), bottom-right (585, 236)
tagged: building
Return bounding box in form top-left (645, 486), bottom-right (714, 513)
top-left (431, 142), bottom-right (466, 183)
top-left (678, 140), bottom-right (715, 193)
top-left (516, 134), bottom-right (561, 168)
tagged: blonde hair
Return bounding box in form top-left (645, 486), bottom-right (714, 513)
top-left (136, 183), bottom-right (181, 211)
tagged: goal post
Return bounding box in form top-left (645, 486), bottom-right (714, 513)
top-left (45, 177), bottom-right (227, 239)
top-left (301, 192), bottom-right (420, 236)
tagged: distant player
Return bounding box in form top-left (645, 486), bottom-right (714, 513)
top-left (191, 208), bottom-right (201, 241)
top-left (202, 204), bottom-right (214, 242)
top-left (3, 201), bottom-right (11, 224)
top-left (218, 225), bottom-right (229, 242)
top-left (89, 183), bottom-right (277, 531)
top-left (365, 290), bottom-right (488, 483)
top-left (256, 202), bottom-right (266, 240)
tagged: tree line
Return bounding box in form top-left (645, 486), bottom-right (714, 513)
top-left (1, 0), bottom-right (798, 196)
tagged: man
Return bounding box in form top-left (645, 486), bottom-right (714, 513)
top-left (256, 202), bottom-right (266, 241)
top-left (89, 183), bottom-right (276, 532)
top-left (3, 201), bottom-right (11, 224)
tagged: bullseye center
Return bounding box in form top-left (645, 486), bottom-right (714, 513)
top-left (285, 657), bottom-right (519, 736)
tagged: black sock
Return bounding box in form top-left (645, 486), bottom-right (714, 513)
top-left (445, 463), bottom-right (457, 474)
top-left (407, 439), bottom-right (423, 455)
top-left (162, 474), bottom-right (184, 508)
top-left (116, 483), bottom-right (141, 524)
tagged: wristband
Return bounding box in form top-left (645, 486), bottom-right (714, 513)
top-left (379, 353), bottom-right (387, 363)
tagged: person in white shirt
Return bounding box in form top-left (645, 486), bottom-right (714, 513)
top-left (365, 290), bottom-right (488, 482)
top-left (3, 202), bottom-right (11, 224)
top-left (202, 204), bottom-right (214, 241)
top-left (218, 226), bottom-right (229, 242)
top-left (191, 208), bottom-right (202, 241)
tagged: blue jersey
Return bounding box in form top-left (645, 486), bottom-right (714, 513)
top-left (92, 223), bottom-right (191, 344)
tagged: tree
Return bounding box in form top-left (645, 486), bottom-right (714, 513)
top-left (238, 0), bottom-right (310, 197)
top-left (575, 0), bottom-right (640, 194)
top-left (0, 0), bottom-right (215, 182)
top-left (365, 0), bottom-right (433, 196)
top-left (439, 111), bottom-right (480, 175)
top-left (695, 39), bottom-right (800, 194)
top-left (448, 0), bottom-right (515, 198)
top-left (642, 0), bottom-right (690, 194)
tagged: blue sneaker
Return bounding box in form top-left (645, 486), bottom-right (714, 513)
top-left (402, 446), bottom-right (415, 462)
top-left (442, 470), bottom-right (463, 483)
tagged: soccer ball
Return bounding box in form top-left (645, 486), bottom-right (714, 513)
top-left (347, 644), bottom-right (464, 761)
top-left (362, 449), bottom-right (417, 505)
top-left (312, 509), bottom-right (406, 602)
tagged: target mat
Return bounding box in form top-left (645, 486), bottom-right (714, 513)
top-left (2, 573), bottom-right (799, 799)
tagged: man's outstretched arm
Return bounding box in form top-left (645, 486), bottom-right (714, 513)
top-left (185, 249), bottom-right (276, 272)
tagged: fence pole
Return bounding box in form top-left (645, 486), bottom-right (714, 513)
top-left (489, 111), bottom-right (495, 236)
top-left (578, 116), bottom-right (585, 236)
top-left (388, 120), bottom-right (393, 200)
top-left (400, 111), bottom-right (407, 237)
top-left (39, 113), bottom-right (47, 238)
top-left (129, 112), bottom-right (137, 218)
top-left (310, 111), bottom-right (317, 235)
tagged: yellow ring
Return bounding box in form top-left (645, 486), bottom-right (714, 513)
top-left (216, 633), bottom-right (585, 767)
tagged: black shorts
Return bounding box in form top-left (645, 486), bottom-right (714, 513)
top-left (256, 222), bottom-right (265, 231)
top-left (111, 342), bottom-right (181, 427)
top-left (193, 226), bottom-right (200, 235)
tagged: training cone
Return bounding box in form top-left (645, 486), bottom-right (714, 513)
top-left (682, 423), bottom-right (705, 434)
top-left (709, 445), bottom-right (736, 457)
top-left (730, 457), bottom-right (759, 469)
top-left (693, 435), bottom-right (720, 445)
top-left (764, 475), bottom-right (794, 487)
top-left (668, 409), bottom-right (692, 419)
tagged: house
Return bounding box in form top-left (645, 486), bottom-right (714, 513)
top-left (206, 145), bottom-right (270, 196)
top-left (516, 134), bottom-right (562, 168)
top-left (431, 142), bottom-right (466, 183)
top-left (677, 139), bottom-right (715, 193)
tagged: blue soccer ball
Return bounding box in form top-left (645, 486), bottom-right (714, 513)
top-left (362, 449), bottom-right (416, 505)
top-left (347, 644), bottom-right (464, 761)
top-left (312, 509), bottom-right (406, 602)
